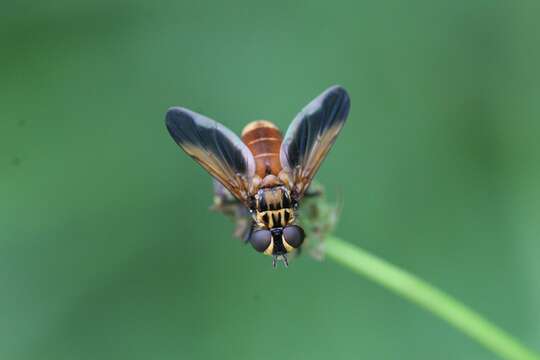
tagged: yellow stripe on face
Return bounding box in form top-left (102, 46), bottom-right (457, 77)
top-left (287, 209), bottom-right (295, 223)
top-left (263, 239), bottom-right (274, 255)
top-left (282, 237), bottom-right (294, 252)
top-left (268, 212), bottom-right (274, 228)
top-left (256, 209), bottom-right (295, 228)
top-left (272, 211), bottom-right (280, 227)
top-left (280, 210), bottom-right (286, 226)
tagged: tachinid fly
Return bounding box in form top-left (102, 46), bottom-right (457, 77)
top-left (165, 85), bottom-right (350, 267)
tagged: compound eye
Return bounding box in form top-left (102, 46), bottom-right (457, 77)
top-left (283, 225), bottom-right (305, 248)
top-left (249, 229), bottom-right (272, 253)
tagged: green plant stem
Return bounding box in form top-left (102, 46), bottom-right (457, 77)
top-left (324, 236), bottom-right (539, 360)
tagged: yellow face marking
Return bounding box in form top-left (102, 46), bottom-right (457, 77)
top-left (285, 209), bottom-right (294, 224)
top-left (272, 212), bottom-right (279, 227)
top-left (282, 237), bottom-right (294, 252)
top-left (256, 209), bottom-right (295, 229)
top-left (263, 239), bottom-right (274, 255)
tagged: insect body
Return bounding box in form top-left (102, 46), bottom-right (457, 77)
top-left (241, 120), bottom-right (283, 178)
top-left (166, 85), bottom-right (350, 266)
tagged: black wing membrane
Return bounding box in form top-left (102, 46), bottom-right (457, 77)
top-left (166, 107), bottom-right (255, 204)
top-left (280, 85), bottom-right (350, 198)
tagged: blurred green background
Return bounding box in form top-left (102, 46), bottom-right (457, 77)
top-left (2, 1), bottom-right (540, 359)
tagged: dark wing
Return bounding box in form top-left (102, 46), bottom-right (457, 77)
top-left (280, 85), bottom-right (350, 199)
top-left (166, 107), bottom-right (256, 205)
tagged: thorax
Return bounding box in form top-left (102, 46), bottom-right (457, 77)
top-left (254, 185), bottom-right (295, 229)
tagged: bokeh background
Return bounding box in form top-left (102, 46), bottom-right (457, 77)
top-left (2, 1), bottom-right (540, 359)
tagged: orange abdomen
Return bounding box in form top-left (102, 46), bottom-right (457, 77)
top-left (241, 120), bottom-right (283, 177)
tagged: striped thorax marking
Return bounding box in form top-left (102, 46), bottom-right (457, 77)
top-left (256, 208), bottom-right (295, 228)
top-left (254, 185), bottom-right (295, 228)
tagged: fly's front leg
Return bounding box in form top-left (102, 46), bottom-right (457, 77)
top-left (211, 179), bottom-right (253, 241)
